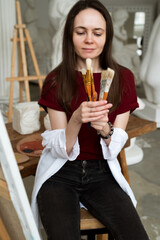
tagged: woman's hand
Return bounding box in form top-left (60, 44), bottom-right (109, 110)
top-left (91, 113), bottom-right (109, 132)
top-left (73, 100), bottom-right (112, 125)
top-left (90, 99), bottom-right (112, 139)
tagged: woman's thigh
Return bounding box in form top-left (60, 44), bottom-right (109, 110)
top-left (37, 179), bottom-right (81, 240)
top-left (80, 177), bottom-right (149, 240)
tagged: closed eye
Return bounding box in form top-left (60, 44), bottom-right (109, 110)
top-left (94, 33), bottom-right (102, 37)
top-left (73, 27), bottom-right (105, 37)
top-left (93, 30), bottom-right (104, 37)
top-left (76, 31), bottom-right (85, 35)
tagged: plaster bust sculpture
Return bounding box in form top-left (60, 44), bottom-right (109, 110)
top-left (139, 14), bottom-right (160, 104)
top-left (24, 0), bottom-right (51, 74)
top-left (48, 0), bottom-right (77, 69)
top-left (24, 0), bottom-right (39, 45)
top-left (112, 9), bottom-right (129, 51)
top-left (112, 8), bottom-right (141, 85)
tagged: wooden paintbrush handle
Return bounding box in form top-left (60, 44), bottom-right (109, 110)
top-left (103, 92), bottom-right (108, 100)
top-left (86, 85), bottom-right (92, 101)
top-left (92, 82), bottom-right (96, 101)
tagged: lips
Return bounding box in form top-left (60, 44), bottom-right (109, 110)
top-left (82, 48), bottom-right (95, 52)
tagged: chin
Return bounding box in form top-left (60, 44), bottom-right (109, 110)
top-left (81, 54), bottom-right (97, 60)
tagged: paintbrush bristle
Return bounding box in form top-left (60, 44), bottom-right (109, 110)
top-left (81, 68), bottom-right (86, 75)
top-left (86, 58), bottom-right (92, 70)
top-left (101, 70), bottom-right (108, 80)
top-left (107, 68), bottom-right (115, 79)
top-left (101, 68), bottom-right (115, 80)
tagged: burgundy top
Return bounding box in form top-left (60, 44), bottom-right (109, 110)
top-left (39, 68), bottom-right (139, 160)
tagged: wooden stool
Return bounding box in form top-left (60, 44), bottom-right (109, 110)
top-left (81, 208), bottom-right (110, 240)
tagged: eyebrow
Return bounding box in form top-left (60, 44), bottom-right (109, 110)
top-left (74, 26), bottom-right (105, 31)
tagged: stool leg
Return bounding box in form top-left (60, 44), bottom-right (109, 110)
top-left (87, 232), bottom-right (96, 240)
top-left (97, 234), bottom-right (108, 240)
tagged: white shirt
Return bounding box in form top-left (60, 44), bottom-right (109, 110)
top-left (31, 128), bottom-right (137, 230)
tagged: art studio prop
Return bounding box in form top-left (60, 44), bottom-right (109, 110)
top-left (6, 1), bottom-right (45, 122)
top-left (0, 111), bottom-right (41, 240)
top-left (12, 101), bottom-right (40, 134)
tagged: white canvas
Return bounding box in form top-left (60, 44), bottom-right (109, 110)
top-left (0, 111), bottom-right (41, 240)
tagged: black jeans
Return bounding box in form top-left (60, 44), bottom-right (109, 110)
top-left (37, 159), bottom-right (149, 240)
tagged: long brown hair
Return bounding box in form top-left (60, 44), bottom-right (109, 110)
top-left (44, 0), bottom-right (121, 113)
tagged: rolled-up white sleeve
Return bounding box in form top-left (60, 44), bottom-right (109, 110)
top-left (41, 129), bottom-right (80, 160)
top-left (100, 128), bottom-right (128, 160)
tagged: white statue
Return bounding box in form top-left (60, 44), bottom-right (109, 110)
top-left (24, 0), bottom-right (52, 74)
top-left (48, 0), bottom-right (77, 69)
top-left (140, 14), bottom-right (160, 104)
top-left (112, 9), bottom-right (141, 85)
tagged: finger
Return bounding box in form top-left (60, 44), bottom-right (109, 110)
top-left (107, 103), bottom-right (113, 109)
top-left (82, 114), bottom-right (105, 123)
top-left (87, 104), bottom-right (110, 114)
top-left (84, 109), bottom-right (108, 118)
top-left (91, 114), bottom-right (108, 122)
top-left (84, 100), bottom-right (107, 108)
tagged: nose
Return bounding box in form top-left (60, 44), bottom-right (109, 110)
top-left (85, 32), bottom-right (93, 44)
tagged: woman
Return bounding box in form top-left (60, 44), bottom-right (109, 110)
top-left (31, 1), bottom-right (150, 239)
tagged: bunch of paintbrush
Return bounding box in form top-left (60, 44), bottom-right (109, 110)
top-left (99, 68), bottom-right (115, 100)
top-left (81, 58), bottom-right (96, 102)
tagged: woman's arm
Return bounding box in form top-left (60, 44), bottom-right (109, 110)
top-left (48, 108), bottom-right (81, 156)
top-left (48, 100), bottom-right (111, 155)
top-left (106, 111), bottom-right (130, 145)
top-left (113, 111), bottom-right (130, 130)
top-left (98, 111), bottom-right (130, 160)
top-left (91, 111), bottom-right (130, 146)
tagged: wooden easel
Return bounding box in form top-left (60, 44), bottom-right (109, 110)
top-left (6, 1), bottom-right (46, 122)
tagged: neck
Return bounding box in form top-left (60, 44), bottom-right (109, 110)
top-left (76, 57), bottom-right (102, 73)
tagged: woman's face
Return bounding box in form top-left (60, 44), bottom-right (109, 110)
top-left (73, 8), bottom-right (106, 62)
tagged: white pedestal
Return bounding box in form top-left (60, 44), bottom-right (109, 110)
top-left (134, 99), bottom-right (159, 128)
top-left (125, 138), bottom-right (144, 166)
top-left (125, 97), bottom-right (146, 165)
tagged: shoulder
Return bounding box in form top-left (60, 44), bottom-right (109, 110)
top-left (44, 70), bottom-right (57, 86)
top-left (119, 66), bottom-right (134, 80)
top-left (117, 66), bottom-right (139, 113)
top-left (39, 69), bottom-right (63, 112)
top-left (41, 70), bottom-right (58, 95)
top-left (119, 66), bottom-right (135, 91)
